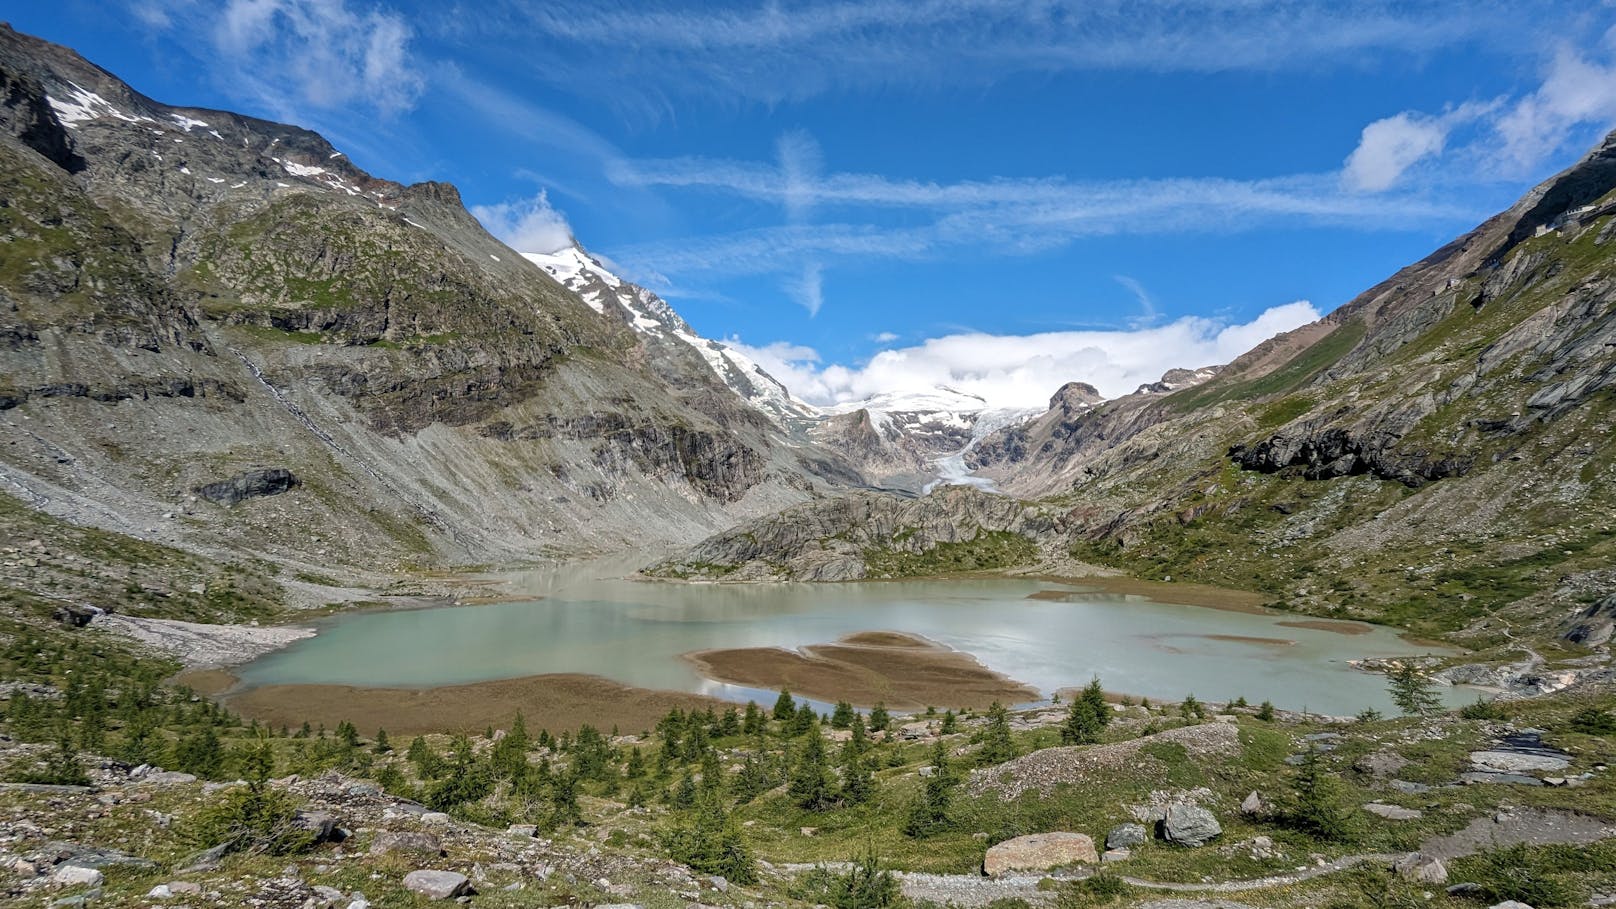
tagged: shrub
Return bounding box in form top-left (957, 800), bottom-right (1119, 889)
top-left (13, 734), bottom-right (89, 787)
top-left (1056, 871), bottom-right (1130, 907)
top-left (1459, 698), bottom-right (1505, 721)
top-left (183, 740), bottom-right (314, 857)
top-left (1569, 707), bottom-right (1616, 735)
top-left (663, 797), bottom-right (758, 884)
top-left (794, 851), bottom-right (904, 909)
top-left (1453, 844), bottom-right (1581, 908)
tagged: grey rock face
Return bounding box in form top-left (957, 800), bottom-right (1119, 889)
top-left (194, 468), bottom-right (300, 506)
top-left (0, 22), bottom-right (864, 578)
top-left (1563, 595), bottom-right (1616, 646)
top-left (652, 485), bottom-right (1055, 581)
top-left (0, 65), bottom-right (80, 171)
top-left (1228, 395), bottom-right (1472, 488)
top-left (1158, 804), bottom-right (1221, 847)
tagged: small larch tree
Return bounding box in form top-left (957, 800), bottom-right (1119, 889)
top-left (1387, 664), bottom-right (1442, 716)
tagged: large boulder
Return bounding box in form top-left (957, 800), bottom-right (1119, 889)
top-left (193, 468), bottom-right (299, 506)
top-left (401, 870), bottom-right (473, 900)
top-left (1158, 804), bottom-right (1222, 847)
top-left (1394, 852), bottom-right (1448, 884)
top-left (369, 831), bottom-right (443, 857)
top-left (1106, 823), bottom-right (1148, 849)
top-left (983, 832), bottom-right (1098, 877)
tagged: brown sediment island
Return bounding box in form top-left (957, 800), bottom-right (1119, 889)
top-left (224, 673), bottom-right (727, 737)
top-left (684, 631), bottom-right (1038, 711)
top-left (1277, 619), bottom-right (1375, 636)
top-left (1203, 633), bottom-right (1296, 647)
top-left (1026, 575), bottom-right (1269, 614)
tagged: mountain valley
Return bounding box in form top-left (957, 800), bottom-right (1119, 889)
top-left (0, 19), bottom-right (1614, 909)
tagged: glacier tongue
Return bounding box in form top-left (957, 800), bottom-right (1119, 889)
top-left (923, 405), bottom-right (1042, 494)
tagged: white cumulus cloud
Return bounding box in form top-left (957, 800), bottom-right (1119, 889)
top-left (1344, 112), bottom-right (1454, 192)
top-left (725, 300), bottom-right (1321, 410)
top-left (471, 191), bottom-right (576, 254)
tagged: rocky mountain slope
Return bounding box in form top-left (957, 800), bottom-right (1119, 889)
top-left (0, 24), bottom-right (865, 588)
top-left (522, 242), bottom-right (1054, 492)
top-left (524, 244), bottom-right (824, 431)
top-left (658, 131), bottom-right (1616, 644)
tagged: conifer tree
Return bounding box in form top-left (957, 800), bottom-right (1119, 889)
top-left (1387, 664), bottom-right (1441, 716)
top-left (1062, 677), bottom-right (1111, 745)
top-left (789, 723), bottom-right (835, 810)
top-left (773, 689), bottom-right (797, 722)
top-left (838, 740), bottom-right (873, 805)
top-left (978, 702), bottom-right (1016, 764)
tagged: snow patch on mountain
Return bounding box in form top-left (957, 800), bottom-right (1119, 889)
top-left (523, 246), bottom-right (820, 426)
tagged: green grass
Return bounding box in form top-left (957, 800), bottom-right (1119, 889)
top-left (1167, 319), bottom-right (1366, 413)
top-left (864, 531), bottom-right (1039, 578)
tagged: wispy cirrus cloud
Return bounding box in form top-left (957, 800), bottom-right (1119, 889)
top-left (604, 164), bottom-right (1480, 289)
top-left (477, 0), bottom-right (1582, 106)
top-left (130, 0), bottom-right (424, 118)
top-left (1344, 27), bottom-right (1616, 190)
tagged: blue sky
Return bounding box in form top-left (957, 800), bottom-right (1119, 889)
top-left (13, 1), bottom-right (1616, 407)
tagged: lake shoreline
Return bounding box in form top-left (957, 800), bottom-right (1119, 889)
top-left (219, 671), bottom-right (729, 737)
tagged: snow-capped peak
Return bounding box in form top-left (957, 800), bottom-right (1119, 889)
top-left (523, 244), bottom-right (821, 426)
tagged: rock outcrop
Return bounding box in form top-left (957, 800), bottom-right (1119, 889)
top-left (1562, 595), bottom-right (1616, 647)
top-left (649, 486), bottom-right (1059, 581)
top-left (982, 832), bottom-right (1098, 877)
top-left (193, 468), bottom-right (300, 506)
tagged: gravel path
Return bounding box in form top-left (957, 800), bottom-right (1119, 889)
top-left (891, 807), bottom-right (1616, 907)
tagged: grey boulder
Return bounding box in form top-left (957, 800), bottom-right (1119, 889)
top-left (401, 870), bottom-right (473, 900)
top-left (1158, 804), bottom-right (1221, 847)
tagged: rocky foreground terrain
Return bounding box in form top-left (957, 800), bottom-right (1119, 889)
top-left (3, 652), bottom-right (1616, 909)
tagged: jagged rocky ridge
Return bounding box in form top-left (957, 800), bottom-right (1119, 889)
top-left (0, 24), bottom-right (863, 578)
